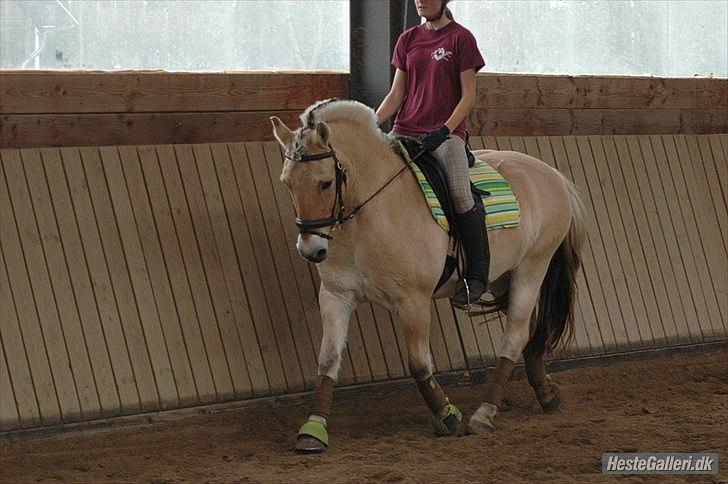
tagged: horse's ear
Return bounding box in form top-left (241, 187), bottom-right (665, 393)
top-left (315, 121), bottom-right (330, 146)
top-left (270, 116), bottom-right (293, 148)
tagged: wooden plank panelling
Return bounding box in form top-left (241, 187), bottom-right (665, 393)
top-left (577, 136), bottom-right (645, 349)
top-left (192, 144), bottom-right (270, 395)
top-left (21, 148), bottom-right (105, 418)
top-left (475, 74), bottom-right (727, 109)
top-left (2, 72), bottom-right (720, 114)
top-left (369, 304), bottom-right (407, 378)
top-left (213, 143), bottom-right (289, 393)
top-left (1, 111), bottom-right (302, 148)
top-left (173, 144), bottom-right (254, 398)
top-left (0, 134), bottom-right (724, 434)
top-left (468, 108), bottom-right (727, 137)
top-left (153, 145), bottom-right (236, 399)
top-left (646, 138), bottom-right (712, 340)
top-left (42, 148), bottom-right (121, 415)
top-left (677, 136), bottom-right (728, 333)
top-left (79, 146), bottom-right (162, 412)
top-left (2, 150), bottom-right (82, 422)
top-left (0, 250), bottom-right (41, 429)
top-left (0, 72), bottom-right (349, 114)
top-left (62, 148), bottom-right (142, 414)
top-left (99, 146), bottom-right (181, 408)
top-left (0, 339), bottom-right (20, 431)
top-left (659, 137), bottom-right (725, 340)
top-left (3, 73), bottom-right (725, 149)
top-left (599, 137), bottom-right (667, 348)
top-left (117, 146), bottom-right (198, 406)
top-left (134, 145), bottom-right (216, 404)
top-left (634, 136), bottom-right (702, 342)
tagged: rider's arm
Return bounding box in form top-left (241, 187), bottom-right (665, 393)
top-left (376, 68), bottom-right (407, 125)
top-left (443, 68), bottom-right (477, 133)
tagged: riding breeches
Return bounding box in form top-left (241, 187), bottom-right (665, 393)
top-left (390, 132), bottom-right (475, 214)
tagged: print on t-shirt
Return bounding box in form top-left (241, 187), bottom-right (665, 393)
top-left (431, 47), bottom-right (453, 62)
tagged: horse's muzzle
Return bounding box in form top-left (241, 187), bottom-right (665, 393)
top-left (296, 234), bottom-right (329, 263)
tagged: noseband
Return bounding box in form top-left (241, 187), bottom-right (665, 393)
top-left (285, 144), bottom-right (408, 240)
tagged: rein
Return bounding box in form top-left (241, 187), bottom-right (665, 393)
top-left (285, 144), bottom-right (409, 240)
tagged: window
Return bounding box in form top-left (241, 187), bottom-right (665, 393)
top-left (452, 0), bottom-right (727, 77)
top-left (0, 0), bottom-right (349, 71)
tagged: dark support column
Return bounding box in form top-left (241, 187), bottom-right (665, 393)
top-left (350, 0), bottom-right (419, 109)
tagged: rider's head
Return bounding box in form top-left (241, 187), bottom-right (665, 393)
top-left (414, 0), bottom-right (453, 22)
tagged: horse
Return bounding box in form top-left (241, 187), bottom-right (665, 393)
top-left (270, 99), bottom-right (586, 452)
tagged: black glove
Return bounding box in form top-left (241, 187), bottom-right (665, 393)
top-left (418, 125), bottom-right (451, 152)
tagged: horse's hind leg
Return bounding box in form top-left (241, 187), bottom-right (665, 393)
top-left (524, 350), bottom-right (561, 412)
top-left (467, 257), bottom-right (551, 434)
top-left (396, 297), bottom-right (462, 436)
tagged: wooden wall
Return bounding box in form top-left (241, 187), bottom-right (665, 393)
top-left (1, 72), bottom-right (726, 148)
top-left (0, 71), bottom-right (726, 434)
top-left (1, 72), bottom-right (349, 148)
top-left (1, 134), bottom-right (726, 433)
top-left (470, 74), bottom-right (728, 136)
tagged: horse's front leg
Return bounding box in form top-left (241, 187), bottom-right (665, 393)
top-left (396, 298), bottom-right (462, 436)
top-left (295, 286), bottom-right (355, 453)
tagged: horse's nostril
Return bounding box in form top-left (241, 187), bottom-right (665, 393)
top-left (316, 248), bottom-right (327, 259)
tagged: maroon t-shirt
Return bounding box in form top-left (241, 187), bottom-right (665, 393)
top-left (392, 21), bottom-right (485, 140)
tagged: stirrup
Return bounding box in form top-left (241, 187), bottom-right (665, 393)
top-left (452, 279), bottom-right (486, 311)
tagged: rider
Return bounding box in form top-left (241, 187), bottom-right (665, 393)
top-left (376, 0), bottom-right (488, 306)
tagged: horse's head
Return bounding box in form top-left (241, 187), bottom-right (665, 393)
top-left (270, 114), bottom-right (341, 263)
top-left (271, 99), bottom-right (394, 264)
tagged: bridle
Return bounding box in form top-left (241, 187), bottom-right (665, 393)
top-left (285, 144), bottom-right (409, 240)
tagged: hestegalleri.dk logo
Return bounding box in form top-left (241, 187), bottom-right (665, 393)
top-left (602, 453), bottom-right (718, 474)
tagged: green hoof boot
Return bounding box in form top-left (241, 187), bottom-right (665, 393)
top-left (295, 418), bottom-right (328, 453)
top-left (432, 403), bottom-right (462, 436)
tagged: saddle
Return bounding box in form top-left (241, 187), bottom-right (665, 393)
top-left (396, 138), bottom-right (489, 293)
top-left (397, 138), bottom-right (488, 235)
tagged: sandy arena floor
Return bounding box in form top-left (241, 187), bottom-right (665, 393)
top-left (1, 350), bottom-right (726, 483)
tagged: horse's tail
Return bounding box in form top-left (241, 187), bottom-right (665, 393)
top-left (524, 177), bottom-right (586, 357)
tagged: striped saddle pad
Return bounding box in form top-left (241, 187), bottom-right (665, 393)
top-left (408, 158), bottom-right (520, 233)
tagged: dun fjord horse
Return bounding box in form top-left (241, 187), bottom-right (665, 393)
top-left (270, 99), bottom-right (586, 452)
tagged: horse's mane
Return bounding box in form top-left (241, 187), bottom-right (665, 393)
top-left (299, 99), bottom-right (390, 145)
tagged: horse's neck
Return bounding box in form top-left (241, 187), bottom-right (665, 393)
top-left (324, 129), bottom-right (449, 292)
top-left (335, 131), bottom-right (407, 208)
top-left (335, 129), bottom-right (447, 246)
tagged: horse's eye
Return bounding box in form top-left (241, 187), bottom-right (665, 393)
top-left (321, 180), bottom-right (333, 190)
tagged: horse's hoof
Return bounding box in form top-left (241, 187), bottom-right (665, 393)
top-left (541, 390), bottom-right (561, 413)
top-left (295, 435), bottom-right (327, 453)
top-left (539, 383), bottom-right (562, 413)
top-left (466, 416), bottom-right (495, 434)
top-left (432, 404), bottom-right (462, 436)
top-left (295, 418), bottom-right (328, 453)
top-left (466, 402), bottom-right (497, 434)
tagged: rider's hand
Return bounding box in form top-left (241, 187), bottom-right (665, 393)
top-left (418, 125), bottom-right (451, 152)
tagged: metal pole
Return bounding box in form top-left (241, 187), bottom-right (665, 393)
top-left (349, 0), bottom-right (419, 108)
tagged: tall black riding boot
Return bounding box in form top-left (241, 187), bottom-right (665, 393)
top-left (452, 205), bottom-right (489, 307)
